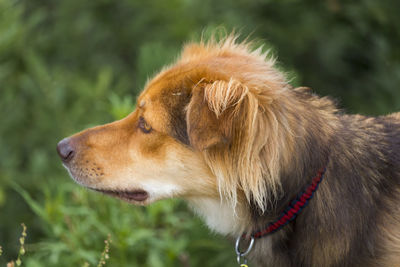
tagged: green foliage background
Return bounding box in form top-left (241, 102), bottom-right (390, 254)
top-left (0, 0), bottom-right (399, 266)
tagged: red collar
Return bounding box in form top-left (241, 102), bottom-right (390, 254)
top-left (252, 167), bottom-right (327, 238)
top-left (235, 167), bottom-right (327, 265)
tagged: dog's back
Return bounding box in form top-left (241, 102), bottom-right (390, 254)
top-left (252, 111), bottom-right (400, 267)
top-left (376, 112), bottom-right (400, 266)
top-left (333, 112), bottom-right (400, 266)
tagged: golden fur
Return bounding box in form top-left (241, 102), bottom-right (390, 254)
top-left (58, 34), bottom-right (400, 266)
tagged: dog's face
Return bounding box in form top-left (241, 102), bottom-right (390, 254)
top-left (57, 37), bottom-right (290, 219)
top-left (57, 64), bottom-right (225, 205)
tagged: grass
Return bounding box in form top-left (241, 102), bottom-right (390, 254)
top-left (1, 223), bottom-right (115, 267)
top-left (2, 223), bottom-right (26, 267)
top-left (0, 181), bottom-right (236, 266)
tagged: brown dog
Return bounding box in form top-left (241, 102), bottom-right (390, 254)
top-left (57, 35), bottom-right (400, 266)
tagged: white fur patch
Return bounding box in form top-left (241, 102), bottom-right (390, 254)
top-left (188, 197), bottom-right (245, 236)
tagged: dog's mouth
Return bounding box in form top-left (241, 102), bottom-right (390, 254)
top-left (93, 188), bottom-right (149, 202)
top-left (63, 165), bottom-right (150, 202)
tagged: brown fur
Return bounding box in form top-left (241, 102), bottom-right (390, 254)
top-left (59, 35), bottom-right (400, 266)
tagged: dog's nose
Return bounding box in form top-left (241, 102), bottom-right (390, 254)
top-left (57, 138), bottom-right (75, 162)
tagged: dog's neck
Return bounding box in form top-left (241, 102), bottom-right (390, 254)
top-left (189, 90), bottom-right (338, 237)
top-left (251, 89), bottom-right (336, 215)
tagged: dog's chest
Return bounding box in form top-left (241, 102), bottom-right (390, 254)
top-left (188, 197), bottom-right (243, 235)
top-left (188, 198), bottom-right (282, 265)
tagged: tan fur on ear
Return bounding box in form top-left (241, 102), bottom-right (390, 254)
top-left (186, 79), bottom-right (246, 150)
top-left (186, 84), bottom-right (229, 150)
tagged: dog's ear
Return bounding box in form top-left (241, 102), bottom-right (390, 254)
top-left (186, 80), bottom-right (246, 150)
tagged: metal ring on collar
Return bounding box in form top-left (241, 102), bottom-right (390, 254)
top-left (235, 235), bottom-right (255, 257)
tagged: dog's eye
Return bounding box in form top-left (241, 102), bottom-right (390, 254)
top-left (138, 117), bottom-right (152, 133)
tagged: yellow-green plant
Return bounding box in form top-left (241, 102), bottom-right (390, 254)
top-left (97, 235), bottom-right (111, 267)
top-left (6, 224), bottom-right (27, 267)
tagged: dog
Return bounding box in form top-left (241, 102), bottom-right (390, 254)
top-left (57, 35), bottom-right (400, 266)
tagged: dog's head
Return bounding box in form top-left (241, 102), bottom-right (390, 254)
top-left (57, 36), bottom-right (293, 212)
